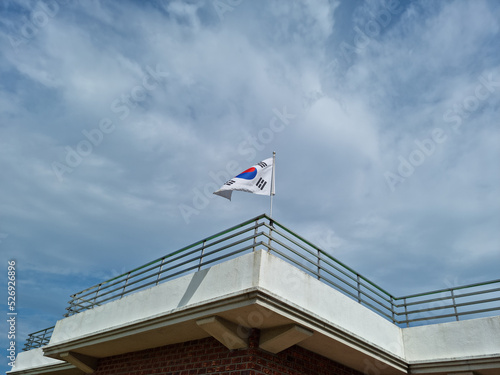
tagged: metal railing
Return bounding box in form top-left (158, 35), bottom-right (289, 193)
top-left (394, 279), bottom-right (500, 326)
top-left (64, 214), bottom-right (274, 316)
top-left (24, 214), bottom-right (500, 350)
top-left (23, 326), bottom-right (54, 351)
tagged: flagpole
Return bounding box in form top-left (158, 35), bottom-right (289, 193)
top-left (270, 151), bottom-right (276, 218)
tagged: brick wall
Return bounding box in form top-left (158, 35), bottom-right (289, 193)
top-left (95, 329), bottom-right (362, 375)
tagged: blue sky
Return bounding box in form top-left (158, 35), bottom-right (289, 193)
top-left (1, 0), bottom-right (499, 372)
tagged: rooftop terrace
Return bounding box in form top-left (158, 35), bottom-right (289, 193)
top-left (23, 214), bottom-right (500, 351)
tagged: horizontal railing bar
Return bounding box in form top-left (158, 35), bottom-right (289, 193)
top-left (395, 279), bottom-right (500, 301)
top-left (398, 294), bottom-right (456, 308)
top-left (25, 326), bottom-right (54, 335)
top-left (452, 287), bottom-right (500, 299)
top-left (394, 287), bottom-right (500, 309)
top-left (401, 306), bottom-right (500, 324)
top-left (402, 296), bottom-right (500, 316)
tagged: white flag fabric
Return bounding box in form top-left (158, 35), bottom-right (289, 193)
top-left (214, 157), bottom-right (273, 201)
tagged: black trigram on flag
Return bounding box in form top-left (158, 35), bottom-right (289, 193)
top-left (256, 177), bottom-right (267, 190)
top-left (224, 179), bottom-right (236, 186)
top-left (257, 161), bottom-right (268, 168)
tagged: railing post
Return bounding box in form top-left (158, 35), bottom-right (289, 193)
top-left (71, 295), bottom-right (82, 315)
top-left (451, 289), bottom-right (459, 321)
top-left (24, 334), bottom-right (32, 351)
top-left (198, 241), bottom-right (206, 271)
top-left (77, 297), bottom-right (84, 313)
top-left (121, 272), bottom-right (131, 298)
top-left (404, 297), bottom-right (409, 327)
top-left (156, 258), bottom-right (165, 285)
top-left (391, 296), bottom-right (395, 324)
top-left (67, 294), bottom-right (76, 316)
top-left (357, 275), bottom-right (361, 303)
top-left (317, 249), bottom-right (321, 280)
top-left (93, 284), bottom-right (102, 306)
top-left (267, 218), bottom-right (274, 253)
top-left (42, 329), bottom-right (47, 346)
top-left (253, 223), bottom-right (258, 252)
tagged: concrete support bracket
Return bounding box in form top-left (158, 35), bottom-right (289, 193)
top-left (259, 324), bottom-right (313, 354)
top-left (60, 351), bottom-right (98, 374)
top-left (196, 316), bottom-right (248, 350)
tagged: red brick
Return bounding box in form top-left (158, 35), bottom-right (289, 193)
top-left (93, 329), bottom-right (362, 375)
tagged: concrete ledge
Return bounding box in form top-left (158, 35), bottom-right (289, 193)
top-left (8, 348), bottom-right (81, 375)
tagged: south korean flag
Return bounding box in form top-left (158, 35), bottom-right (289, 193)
top-left (213, 157), bottom-right (274, 201)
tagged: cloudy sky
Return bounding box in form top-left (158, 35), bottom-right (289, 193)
top-left (1, 0), bottom-right (499, 369)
